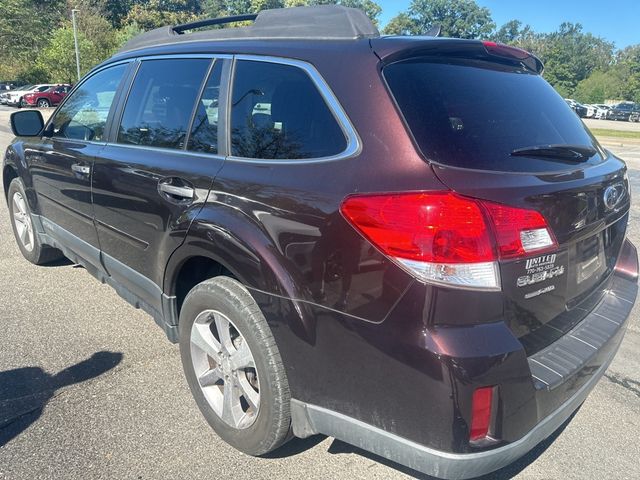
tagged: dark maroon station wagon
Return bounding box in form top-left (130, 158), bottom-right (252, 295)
top-left (3, 6), bottom-right (638, 478)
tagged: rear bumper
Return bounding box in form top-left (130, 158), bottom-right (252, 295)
top-left (292, 350), bottom-right (618, 479)
top-left (289, 240), bottom-right (638, 479)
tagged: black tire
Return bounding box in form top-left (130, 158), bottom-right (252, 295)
top-left (179, 276), bottom-right (291, 456)
top-left (7, 178), bottom-right (64, 265)
top-left (37, 98), bottom-right (50, 108)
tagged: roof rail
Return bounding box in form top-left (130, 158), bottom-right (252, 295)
top-left (172, 14), bottom-right (258, 34)
top-left (118, 5), bottom-right (380, 54)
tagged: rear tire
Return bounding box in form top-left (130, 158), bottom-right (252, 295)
top-left (179, 276), bottom-right (291, 456)
top-left (7, 178), bottom-right (64, 265)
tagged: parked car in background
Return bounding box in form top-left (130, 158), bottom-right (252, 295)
top-left (630, 111), bottom-right (640, 123)
top-left (0, 84), bottom-right (25, 105)
top-left (608, 102), bottom-right (639, 121)
top-left (565, 98), bottom-right (587, 117)
top-left (593, 104), bottom-right (611, 119)
top-left (22, 84), bottom-right (72, 108)
top-left (5, 84), bottom-right (55, 107)
top-left (0, 83), bottom-right (15, 91)
top-left (584, 104), bottom-right (596, 117)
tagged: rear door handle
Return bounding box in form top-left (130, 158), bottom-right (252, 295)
top-left (158, 182), bottom-right (194, 200)
top-left (71, 164), bottom-right (91, 175)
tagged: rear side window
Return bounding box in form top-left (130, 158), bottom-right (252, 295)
top-left (118, 58), bottom-right (210, 150)
top-left (384, 58), bottom-right (601, 172)
top-left (230, 60), bottom-right (347, 159)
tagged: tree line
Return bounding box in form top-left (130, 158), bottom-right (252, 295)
top-left (1, 0), bottom-right (638, 104)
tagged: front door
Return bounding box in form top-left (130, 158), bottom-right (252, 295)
top-left (28, 63), bottom-right (128, 266)
top-left (91, 57), bottom-right (228, 311)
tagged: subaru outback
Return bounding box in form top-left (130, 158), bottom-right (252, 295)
top-left (3, 6), bottom-right (637, 479)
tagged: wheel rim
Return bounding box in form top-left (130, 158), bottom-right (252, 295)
top-left (190, 309), bottom-right (260, 429)
top-left (11, 191), bottom-right (35, 252)
top-left (37, 99), bottom-right (47, 107)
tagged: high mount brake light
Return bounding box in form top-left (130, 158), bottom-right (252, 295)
top-left (482, 40), bottom-right (531, 60)
top-left (340, 192), bottom-right (557, 290)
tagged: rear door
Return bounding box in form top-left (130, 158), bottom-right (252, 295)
top-left (91, 56), bottom-right (228, 312)
top-left (383, 55), bottom-right (630, 353)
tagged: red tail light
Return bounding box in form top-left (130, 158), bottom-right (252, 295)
top-left (470, 386), bottom-right (495, 442)
top-left (340, 192), bottom-right (557, 290)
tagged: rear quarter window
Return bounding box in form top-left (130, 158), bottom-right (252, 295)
top-left (384, 58), bottom-right (602, 173)
top-left (230, 60), bottom-right (347, 160)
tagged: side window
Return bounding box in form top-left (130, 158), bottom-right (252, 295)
top-left (51, 64), bottom-right (126, 141)
top-left (117, 58), bottom-right (210, 150)
top-left (230, 60), bottom-right (347, 159)
top-left (187, 61), bottom-right (223, 154)
top-left (37, 86), bottom-right (50, 92)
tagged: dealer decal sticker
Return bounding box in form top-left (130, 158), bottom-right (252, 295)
top-left (517, 253), bottom-right (565, 288)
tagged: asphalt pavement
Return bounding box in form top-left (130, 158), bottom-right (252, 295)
top-left (0, 106), bottom-right (639, 480)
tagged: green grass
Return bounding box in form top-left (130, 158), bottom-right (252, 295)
top-left (589, 128), bottom-right (640, 140)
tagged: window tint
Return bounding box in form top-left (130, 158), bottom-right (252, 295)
top-left (230, 60), bottom-right (347, 159)
top-left (187, 61), bottom-right (223, 154)
top-left (118, 59), bottom-right (210, 150)
top-left (384, 58), bottom-right (601, 173)
top-left (51, 64), bottom-right (126, 141)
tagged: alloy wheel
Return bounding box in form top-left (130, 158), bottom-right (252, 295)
top-left (11, 191), bottom-right (35, 252)
top-left (190, 309), bottom-right (260, 429)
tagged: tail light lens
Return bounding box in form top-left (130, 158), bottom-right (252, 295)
top-left (470, 386), bottom-right (495, 442)
top-left (340, 192), bottom-right (556, 290)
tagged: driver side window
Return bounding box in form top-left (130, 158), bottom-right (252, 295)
top-left (50, 64), bottom-right (126, 141)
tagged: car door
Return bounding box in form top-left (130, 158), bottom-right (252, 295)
top-left (91, 56), bottom-right (229, 312)
top-left (27, 63), bottom-right (129, 267)
top-left (50, 86), bottom-right (68, 105)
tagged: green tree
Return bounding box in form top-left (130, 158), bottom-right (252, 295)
top-left (0, 0), bottom-right (66, 81)
top-left (125, 0), bottom-right (202, 30)
top-left (536, 23), bottom-right (614, 97)
top-left (37, 25), bottom-right (100, 82)
top-left (491, 19), bottom-right (535, 46)
top-left (384, 0), bottom-right (494, 38)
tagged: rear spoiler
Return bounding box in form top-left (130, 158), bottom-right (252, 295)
top-left (372, 37), bottom-right (544, 74)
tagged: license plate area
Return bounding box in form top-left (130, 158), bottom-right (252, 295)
top-left (576, 235), bottom-right (605, 284)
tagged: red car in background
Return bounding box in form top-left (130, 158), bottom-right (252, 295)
top-left (22, 84), bottom-right (72, 108)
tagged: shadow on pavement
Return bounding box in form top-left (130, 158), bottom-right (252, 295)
top-left (324, 408), bottom-right (580, 479)
top-left (0, 351), bottom-right (123, 447)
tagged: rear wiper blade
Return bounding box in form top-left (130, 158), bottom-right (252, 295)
top-left (510, 144), bottom-right (597, 161)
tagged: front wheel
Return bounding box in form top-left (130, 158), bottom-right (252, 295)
top-left (37, 98), bottom-right (50, 108)
top-left (179, 276), bottom-right (291, 456)
top-left (7, 178), bottom-right (64, 265)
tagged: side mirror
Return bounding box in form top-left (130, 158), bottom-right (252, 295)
top-left (10, 110), bottom-right (44, 137)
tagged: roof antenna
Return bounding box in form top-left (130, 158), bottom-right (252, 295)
top-left (424, 24), bottom-right (441, 37)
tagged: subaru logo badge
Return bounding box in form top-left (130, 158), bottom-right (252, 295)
top-left (603, 183), bottom-right (626, 211)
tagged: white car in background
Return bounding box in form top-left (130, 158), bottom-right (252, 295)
top-left (5, 84), bottom-right (55, 107)
top-left (593, 104), bottom-right (611, 119)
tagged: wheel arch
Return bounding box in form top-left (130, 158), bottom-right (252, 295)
top-left (163, 206), bottom-right (315, 341)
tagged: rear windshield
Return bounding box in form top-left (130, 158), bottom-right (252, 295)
top-left (384, 58), bottom-right (602, 172)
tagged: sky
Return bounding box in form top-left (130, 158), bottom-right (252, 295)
top-left (377, 0), bottom-right (640, 49)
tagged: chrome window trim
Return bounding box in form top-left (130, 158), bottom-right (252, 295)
top-left (103, 141), bottom-right (227, 162)
top-left (227, 54), bottom-right (362, 164)
top-left (43, 59), bottom-right (134, 147)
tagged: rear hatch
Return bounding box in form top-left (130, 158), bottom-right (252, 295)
top-left (377, 38), bottom-right (631, 354)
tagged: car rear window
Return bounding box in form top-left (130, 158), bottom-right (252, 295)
top-left (384, 58), bottom-right (602, 173)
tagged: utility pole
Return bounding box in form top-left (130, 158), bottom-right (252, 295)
top-left (71, 8), bottom-right (81, 81)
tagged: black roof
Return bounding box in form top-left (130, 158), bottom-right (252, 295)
top-left (119, 5), bottom-right (380, 54)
